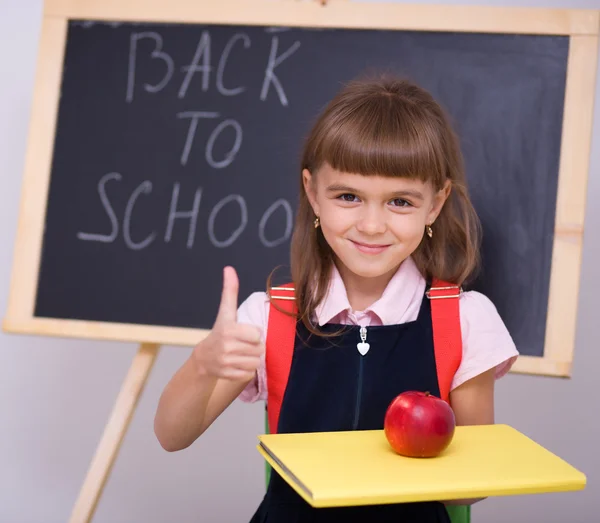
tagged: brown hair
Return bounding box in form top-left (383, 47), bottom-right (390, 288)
top-left (269, 75), bottom-right (481, 334)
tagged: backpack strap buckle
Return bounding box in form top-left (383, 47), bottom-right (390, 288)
top-left (270, 286), bottom-right (296, 301)
top-left (426, 285), bottom-right (462, 299)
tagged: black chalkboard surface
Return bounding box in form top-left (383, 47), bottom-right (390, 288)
top-left (5, 1), bottom-right (598, 379)
top-left (33, 22), bottom-right (568, 358)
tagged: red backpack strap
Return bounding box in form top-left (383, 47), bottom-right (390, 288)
top-left (265, 283), bottom-right (297, 434)
top-left (427, 278), bottom-right (463, 404)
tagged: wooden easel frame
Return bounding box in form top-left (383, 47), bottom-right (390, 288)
top-left (2, 1), bottom-right (599, 521)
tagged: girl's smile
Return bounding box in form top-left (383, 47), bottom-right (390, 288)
top-left (349, 240), bottom-right (391, 255)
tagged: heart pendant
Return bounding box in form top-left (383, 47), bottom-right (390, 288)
top-left (356, 342), bottom-right (370, 356)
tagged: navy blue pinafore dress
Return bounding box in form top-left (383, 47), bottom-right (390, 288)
top-left (250, 290), bottom-right (452, 523)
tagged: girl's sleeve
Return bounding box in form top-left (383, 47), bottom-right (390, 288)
top-left (236, 291), bottom-right (270, 403)
top-left (451, 290), bottom-right (519, 391)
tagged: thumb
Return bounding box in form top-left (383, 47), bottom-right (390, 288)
top-left (216, 266), bottom-right (239, 324)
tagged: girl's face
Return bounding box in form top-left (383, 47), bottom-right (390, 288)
top-left (303, 164), bottom-right (450, 284)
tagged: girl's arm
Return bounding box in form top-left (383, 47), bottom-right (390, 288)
top-left (450, 367), bottom-right (495, 426)
top-left (153, 350), bottom-right (254, 452)
top-left (154, 267), bottom-right (264, 452)
top-left (444, 367), bottom-right (496, 506)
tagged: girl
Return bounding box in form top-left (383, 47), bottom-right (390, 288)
top-left (154, 76), bottom-right (519, 522)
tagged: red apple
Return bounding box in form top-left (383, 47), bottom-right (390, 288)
top-left (384, 391), bottom-right (456, 458)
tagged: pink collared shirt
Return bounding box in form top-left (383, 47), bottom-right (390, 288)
top-left (238, 257), bottom-right (519, 403)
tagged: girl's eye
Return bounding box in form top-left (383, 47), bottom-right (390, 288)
top-left (390, 198), bottom-right (411, 208)
top-left (338, 193), bottom-right (360, 203)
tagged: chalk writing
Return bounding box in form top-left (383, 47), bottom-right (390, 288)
top-left (78, 26), bottom-right (302, 256)
top-left (205, 119), bottom-right (243, 169)
top-left (76, 172), bottom-right (121, 243)
top-left (123, 181), bottom-right (155, 250)
top-left (208, 194), bottom-right (248, 248)
top-left (77, 174), bottom-right (293, 251)
top-left (261, 36), bottom-right (301, 106)
top-left (126, 32), bottom-right (174, 103)
top-left (165, 183), bottom-right (202, 248)
top-left (125, 29), bottom-right (299, 105)
top-left (179, 31), bottom-right (212, 98)
top-left (177, 111), bottom-right (220, 166)
top-left (217, 33), bottom-right (251, 96)
top-left (259, 199), bottom-right (293, 247)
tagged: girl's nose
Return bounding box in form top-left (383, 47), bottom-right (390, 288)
top-left (356, 207), bottom-right (387, 235)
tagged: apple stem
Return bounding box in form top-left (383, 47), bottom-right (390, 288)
top-left (425, 391), bottom-right (430, 396)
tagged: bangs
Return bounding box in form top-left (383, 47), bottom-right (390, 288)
top-left (306, 88), bottom-right (448, 188)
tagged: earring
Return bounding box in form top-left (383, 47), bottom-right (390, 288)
top-left (314, 216), bottom-right (320, 229)
top-left (426, 224), bottom-right (433, 238)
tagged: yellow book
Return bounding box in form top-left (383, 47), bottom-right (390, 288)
top-left (257, 424), bottom-right (586, 508)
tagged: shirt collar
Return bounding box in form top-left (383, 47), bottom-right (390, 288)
top-left (314, 256), bottom-right (425, 326)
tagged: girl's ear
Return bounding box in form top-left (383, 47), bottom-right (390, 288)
top-left (302, 168), bottom-right (320, 216)
top-left (427, 179), bottom-right (452, 225)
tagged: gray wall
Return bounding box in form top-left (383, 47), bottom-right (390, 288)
top-left (1, 0), bottom-right (598, 522)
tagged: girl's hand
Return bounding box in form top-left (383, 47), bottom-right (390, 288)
top-left (192, 267), bottom-right (263, 381)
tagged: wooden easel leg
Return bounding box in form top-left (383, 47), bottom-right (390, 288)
top-left (68, 343), bottom-right (160, 523)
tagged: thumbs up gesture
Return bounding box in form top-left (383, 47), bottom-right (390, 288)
top-left (193, 266), bottom-right (264, 381)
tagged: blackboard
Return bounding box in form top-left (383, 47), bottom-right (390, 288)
top-left (35, 21), bottom-right (569, 352)
top-left (5, 1), bottom-right (599, 378)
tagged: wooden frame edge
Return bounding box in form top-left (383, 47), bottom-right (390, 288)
top-left (542, 34), bottom-right (600, 378)
top-left (4, 17), bottom-right (68, 330)
top-left (2, 317), bottom-right (207, 346)
top-left (43, 0), bottom-right (600, 36)
top-left (510, 355), bottom-right (571, 377)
